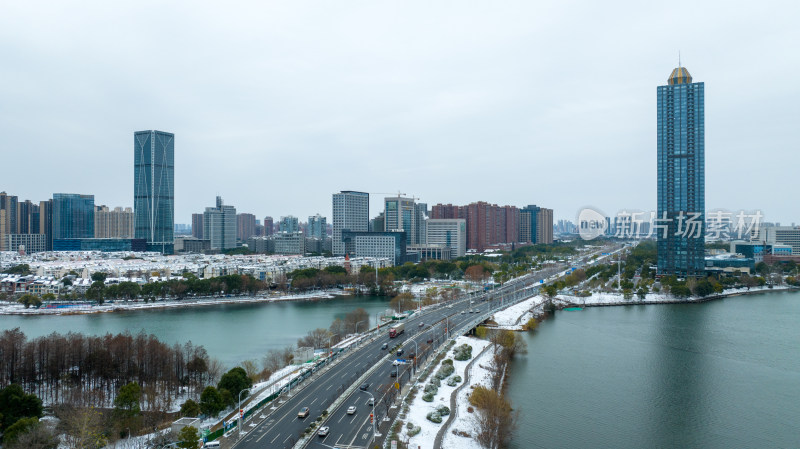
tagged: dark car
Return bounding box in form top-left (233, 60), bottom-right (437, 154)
top-left (390, 369), bottom-right (398, 377)
top-left (360, 382), bottom-right (370, 391)
top-left (397, 349), bottom-right (404, 356)
top-left (381, 342), bottom-right (388, 350)
top-left (408, 352), bottom-right (416, 359)
top-left (426, 337), bottom-right (434, 344)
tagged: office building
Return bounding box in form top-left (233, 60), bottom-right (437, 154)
top-left (308, 214), bottom-right (327, 239)
top-left (426, 218), bottom-right (467, 258)
top-left (53, 193), bottom-right (95, 240)
top-left (332, 191), bottom-right (369, 255)
top-left (94, 206), bottom-right (134, 238)
top-left (370, 212), bottom-right (385, 233)
top-left (753, 226), bottom-right (800, 255)
top-left (53, 238), bottom-right (147, 252)
top-left (237, 213), bottom-right (257, 241)
top-left (203, 196), bottom-right (237, 250)
top-left (134, 130), bottom-right (175, 254)
top-left (192, 213), bottom-right (204, 239)
top-left (341, 230), bottom-right (406, 266)
top-left (657, 64), bottom-right (705, 276)
top-left (4, 234), bottom-right (47, 254)
top-left (384, 197), bottom-right (422, 245)
top-left (273, 232), bottom-right (305, 255)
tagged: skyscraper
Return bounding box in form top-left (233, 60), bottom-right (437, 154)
top-left (134, 130), bottom-right (174, 254)
top-left (192, 213), bottom-right (204, 239)
top-left (237, 213), bottom-right (256, 240)
top-left (204, 196), bottom-right (237, 250)
top-left (332, 191), bottom-right (369, 255)
top-left (308, 214), bottom-right (327, 239)
top-left (53, 193), bottom-right (95, 239)
top-left (657, 64), bottom-right (705, 276)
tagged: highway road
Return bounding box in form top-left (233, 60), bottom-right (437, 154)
top-left (229, 245), bottom-right (617, 449)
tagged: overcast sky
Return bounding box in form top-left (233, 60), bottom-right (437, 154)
top-left (2, 0), bottom-right (798, 225)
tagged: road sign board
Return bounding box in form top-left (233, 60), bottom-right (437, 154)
top-left (395, 382), bottom-right (400, 390)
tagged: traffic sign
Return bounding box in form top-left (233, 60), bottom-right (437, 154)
top-left (395, 382), bottom-right (400, 390)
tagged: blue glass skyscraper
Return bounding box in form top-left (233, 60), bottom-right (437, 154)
top-left (657, 65), bottom-right (705, 277)
top-left (134, 130), bottom-right (174, 254)
top-left (52, 193), bottom-right (95, 239)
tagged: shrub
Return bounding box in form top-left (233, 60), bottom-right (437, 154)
top-left (422, 392), bottom-right (434, 402)
top-left (447, 377), bottom-right (460, 387)
top-left (436, 405), bottom-right (450, 416)
top-left (406, 422), bottom-right (414, 430)
top-left (443, 359), bottom-right (453, 366)
top-left (435, 363), bottom-right (455, 380)
top-left (426, 411), bottom-right (442, 423)
top-left (430, 376), bottom-right (441, 387)
top-left (408, 425), bottom-right (421, 436)
top-left (424, 383), bottom-right (438, 394)
top-left (453, 344), bottom-right (473, 361)
top-left (467, 406), bottom-right (474, 413)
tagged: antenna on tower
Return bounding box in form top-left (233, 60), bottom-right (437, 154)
top-left (678, 50), bottom-right (681, 68)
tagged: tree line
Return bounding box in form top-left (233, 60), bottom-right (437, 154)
top-left (0, 328), bottom-right (213, 407)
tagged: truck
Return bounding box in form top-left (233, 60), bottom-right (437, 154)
top-left (389, 322), bottom-right (405, 338)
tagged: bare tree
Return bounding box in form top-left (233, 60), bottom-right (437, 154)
top-left (297, 328), bottom-right (333, 350)
top-left (60, 406), bottom-right (108, 449)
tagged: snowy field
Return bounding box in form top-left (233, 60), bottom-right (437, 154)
top-left (401, 336), bottom-right (491, 449)
top-left (491, 295), bottom-right (545, 330)
top-left (0, 289), bottom-right (341, 315)
top-left (560, 285), bottom-right (793, 306)
top-left (439, 338), bottom-right (496, 449)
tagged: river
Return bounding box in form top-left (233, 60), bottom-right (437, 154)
top-left (0, 295), bottom-right (392, 368)
top-left (506, 290), bottom-right (800, 448)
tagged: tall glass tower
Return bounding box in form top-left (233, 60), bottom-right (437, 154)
top-left (657, 66), bottom-right (705, 277)
top-left (134, 130), bottom-right (174, 254)
top-left (52, 193), bottom-right (95, 239)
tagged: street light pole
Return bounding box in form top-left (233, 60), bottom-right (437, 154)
top-left (360, 390), bottom-right (379, 443)
top-left (238, 387), bottom-right (252, 440)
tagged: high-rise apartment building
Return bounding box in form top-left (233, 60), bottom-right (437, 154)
top-left (0, 192), bottom-right (19, 251)
top-left (279, 215), bottom-right (299, 234)
top-left (520, 205), bottom-right (554, 244)
top-left (39, 199), bottom-right (53, 251)
top-left (237, 213), bottom-right (257, 241)
top-left (203, 196), bottom-right (237, 250)
top-left (263, 216), bottom-right (274, 236)
top-left (94, 206), bottom-right (134, 238)
top-left (332, 191), bottom-right (369, 255)
top-left (657, 65), bottom-right (705, 276)
top-left (134, 130), bottom-right (175, 254)
top-left (52, 193), bottom-right (95, 240)
top-left (308, 214), bottom-right (327, 239)
top-left (192, 213), bottom-right (204, 239)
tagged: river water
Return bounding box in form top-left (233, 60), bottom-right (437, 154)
top-left (0, 295), bottom-right (392, 368)
top-left (506, 290), bottom-right (800, 449)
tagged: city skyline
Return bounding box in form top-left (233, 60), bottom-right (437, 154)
top-left (1, 1), bottom-right (797, 225)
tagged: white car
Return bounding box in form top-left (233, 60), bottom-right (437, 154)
top-left (318, 426), bottom-right (330, 437)
top-left (347, 406), bottom-right (357, 415)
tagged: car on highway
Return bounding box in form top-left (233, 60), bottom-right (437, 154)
top-left (347, 406), bottom-right (357, 415)
top-left (360, 382), bottom-right (370, 391)
top-left (460, 310), bottom-right (466, 315)
top-left (390, 369), bottom-right (397, 377)
top-left (418, 322), bottom-right (424, 327)
top-left (397, 349), bottom-right (404, 356)
top-left (427, 337), bottom-right (434, 344)
top-left (392, 359), bottom-right (401, 366)
top-left (368, 397), bottom-right (374, 406)
top-left (381, 342), bottom-right (388, 350)
top-left (318, 426), bottom-right (330, 437)
top-left (298, 407), bottom-right (310, 418)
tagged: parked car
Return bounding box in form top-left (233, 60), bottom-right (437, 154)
top-left (318, 426), bottom-right (330, 437)
top-left (347, 406), bottom-right (357, 415)
top-left (298, 407), bottom-right (310, 418)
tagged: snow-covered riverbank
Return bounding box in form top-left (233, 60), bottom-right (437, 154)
top-left (0, 289), bottom-right (344, 315)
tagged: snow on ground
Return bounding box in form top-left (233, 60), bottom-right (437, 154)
top-left (402, 336), bottom-right (491, 449)
top-left (439, 338), bottom-right (497, 449)
top-left (560, 285), bottom-right (792, 306)
top-left (491, 295), bottom-right (545, 329)
top-left (0, 289), bottom-right (343, 315)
